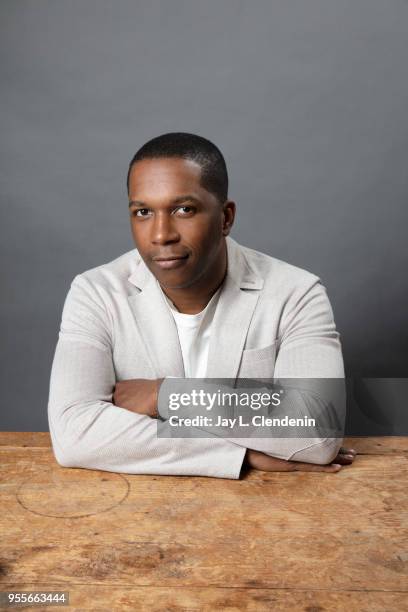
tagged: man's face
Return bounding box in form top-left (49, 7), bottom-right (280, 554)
top-left (128, 157), bottom-right (234, 290)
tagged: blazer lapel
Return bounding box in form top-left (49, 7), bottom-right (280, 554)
top-left (127, 261), bottom-right (185, 378)
top-left (205, 237), bottom-right (264, 379)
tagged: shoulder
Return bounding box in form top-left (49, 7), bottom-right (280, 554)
top-left (231, 239), bottom-right (337, 333)
top-left (69, 248), bottom-right (143, 301)
top-left (230, 238), bottom-right (322, 296)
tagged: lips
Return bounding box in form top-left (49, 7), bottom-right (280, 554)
top-left (153, 255), bottom-right (188, 262)
top-left (152, 254), bottom-right (189, 270)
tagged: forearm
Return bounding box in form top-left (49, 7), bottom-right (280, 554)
top-left (244, 446), bottom-right (355, 473)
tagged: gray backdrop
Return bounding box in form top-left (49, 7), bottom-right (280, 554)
top-left (1, 0), bottom-right (407, 434)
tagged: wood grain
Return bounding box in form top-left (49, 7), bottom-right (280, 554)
top-left (0, 434), bottom-right (407, 610)
top-left (0, 584), bottom-right (406, 611)
top-left (1, 432), bottom-right (407, 453)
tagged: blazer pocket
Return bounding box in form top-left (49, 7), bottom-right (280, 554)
top-left (241, 341), bottom-right (279, 362)
top-left (239, 341), bottom-right (279, 379)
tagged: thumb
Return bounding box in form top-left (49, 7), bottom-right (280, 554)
top-left (293, 461), bottom-right (343, 473)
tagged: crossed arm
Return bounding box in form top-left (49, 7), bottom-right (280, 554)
top-left (48, 273), bottom-right (356, 477)
top-left (112, 378), bottom-right (356, 472)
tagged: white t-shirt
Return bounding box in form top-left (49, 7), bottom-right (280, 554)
top-left (158, 281), bottom-right (222, 378)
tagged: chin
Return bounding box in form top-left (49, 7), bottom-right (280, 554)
top-left (158, 274), bottom-right (195, 290)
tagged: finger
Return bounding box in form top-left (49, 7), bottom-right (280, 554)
top-left (292, 461), bottom-right (342, 473)
top-left (340, 447), bottom-right (356, 455)
top-left (332, 453), bottom-right (355, 465)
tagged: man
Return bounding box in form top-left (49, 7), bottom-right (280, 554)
top-left (47, 132), bottom-right (356, 478)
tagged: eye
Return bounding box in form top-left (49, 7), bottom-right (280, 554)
top-left (174, 205), bottom-right (195, 216)
top-left (132, 208), bottom-right (151, 218)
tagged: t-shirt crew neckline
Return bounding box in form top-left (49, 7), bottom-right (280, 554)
top-left (157, 281), bottom-right (222, 328)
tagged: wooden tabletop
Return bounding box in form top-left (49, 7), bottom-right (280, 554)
top-left (0, 433), bottom-right (407, 611)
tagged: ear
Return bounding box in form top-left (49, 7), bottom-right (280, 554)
top-left (222, 200), bottom-right (236, 236)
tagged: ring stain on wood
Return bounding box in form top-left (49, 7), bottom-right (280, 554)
top-left (15, 467), bottom-right (130, 518)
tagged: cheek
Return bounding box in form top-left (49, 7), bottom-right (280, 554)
top-left (130, 227), bottom-right (139, 246)
top-left (131, 223), bottom-right (147, 245)
top-left (188, 217), bottom-right (222, 246)
top-left (202, 225), bottom-right (223, 254)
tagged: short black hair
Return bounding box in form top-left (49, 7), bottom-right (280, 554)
top-left (126, 132), bottom-right (228, 203)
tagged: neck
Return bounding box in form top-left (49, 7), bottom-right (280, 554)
top-left (160, 243), bottom-right (227, 314)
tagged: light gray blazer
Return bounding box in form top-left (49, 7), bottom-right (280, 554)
top-left (48, 236), bottom-right (345, 479)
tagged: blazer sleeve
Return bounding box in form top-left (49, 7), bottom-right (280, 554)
top-left (236, 278), bottom-right (346, 463)
top-left (47, 274), bottom-right (247, 479)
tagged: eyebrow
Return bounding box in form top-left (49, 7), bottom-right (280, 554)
top-left (128, 194), bottom-right (202, 208)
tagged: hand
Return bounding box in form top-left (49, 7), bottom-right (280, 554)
top-left (244, 446), bottom-right (357, 473)
top-left (112, 378), bottom-right (164, 418)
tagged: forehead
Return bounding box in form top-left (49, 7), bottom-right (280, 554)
top-left (128, 157), bottom-right (205, 199)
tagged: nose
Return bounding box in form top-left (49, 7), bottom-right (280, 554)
top-left (151, 212), bottom-right (180, 245)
